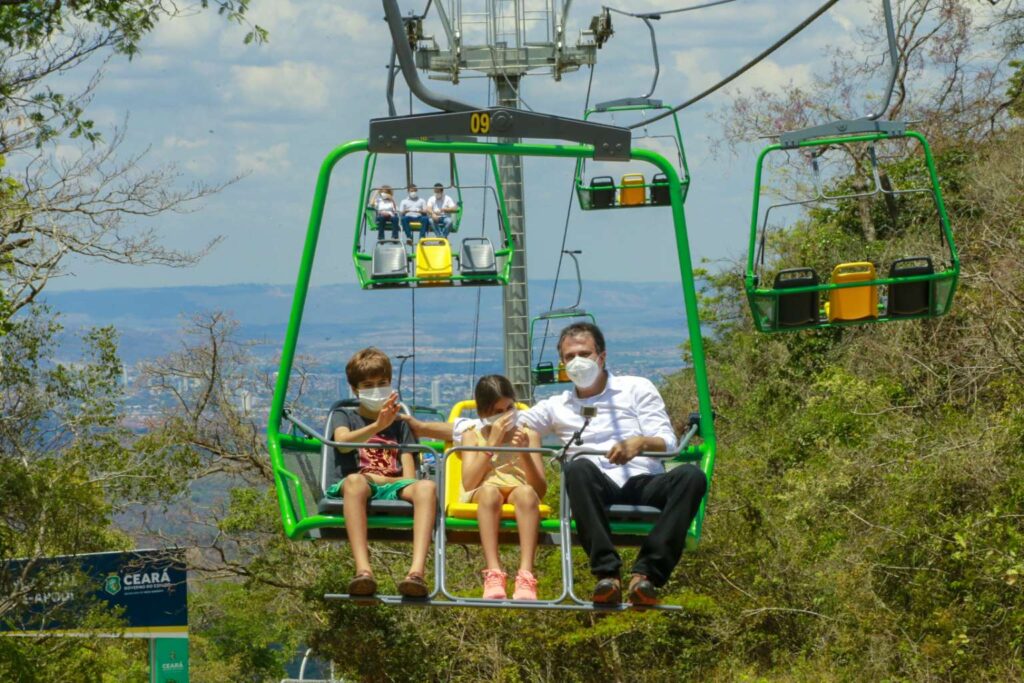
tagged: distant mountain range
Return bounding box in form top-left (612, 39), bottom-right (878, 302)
top-left (43, 280), bottom-right (693, 377)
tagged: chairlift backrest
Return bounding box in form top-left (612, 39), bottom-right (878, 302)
top-left (372, 240), bottom-right (409, 279)
top-left (319, 399), bottom-right (361, 495)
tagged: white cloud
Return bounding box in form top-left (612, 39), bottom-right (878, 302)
top-left (672, 48), bottom-right (724, 92)
top-left (184, 156), bottom-right (217, 175)
top-left (235, 143), bottom-right (291, 176)
top-left (163, 135), bottom-right (209, 150)
top-left (149, 10), bottom-right (219, 50)
top-left (744, 59), bottom-right (813, 92)
top-left (225, 61), bottom-right (331, 113)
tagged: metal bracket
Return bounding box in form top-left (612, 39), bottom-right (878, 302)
top-left (593, 97), bottom-right (663, 112)
top-left (780, 119), bottom-right (907, 149)
top-left (369, 109), bottom-right (632, 160)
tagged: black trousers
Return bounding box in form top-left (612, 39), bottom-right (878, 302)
top-left (564, 459), bottom-right (708, 587)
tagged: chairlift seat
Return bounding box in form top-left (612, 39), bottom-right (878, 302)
top-left (650, 173), bottom-right (671, 206)
top-left (371, 239), bottom-right (409, 280)
top-left (533, 361), bottom-right (556, 384)
top-left (607, 504), bottom-right (662, 521)
top-left (887, 257), bottom-right (934, 317)
top-left (773, 267), bottom-right (820, 327)
top-left (316, 400), bottom-right (422, 540)
top-left (828, 262), bottom-right (879, 322)
top-left (415, 237), bottom-right (453, 280)
top-left (460, 237), bottom-right (497, 275)
top-left (318, 497), bottom-right (413, 516)
top-left (444, 451), bottom-right (554, 520)
top-left (589, 176), bottom-right (616, 208)
top-left (619, 173), bottom-right (646, 206)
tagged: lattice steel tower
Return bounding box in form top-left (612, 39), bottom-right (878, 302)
top-left (413, 1), bottom-right (608, 402)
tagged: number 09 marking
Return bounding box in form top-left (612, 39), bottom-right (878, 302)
top-left (470, 112), bottom-right (491, 134)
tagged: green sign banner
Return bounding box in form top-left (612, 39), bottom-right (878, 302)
top-left (150, 637), bottom-right (189, 683)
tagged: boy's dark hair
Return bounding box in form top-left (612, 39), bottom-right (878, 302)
top-left (557, 322), bottom-right (606, 357)
top-left (474, 374), bottom-right (516, 414)
top-left (346, 347), bottom-right (392, 387)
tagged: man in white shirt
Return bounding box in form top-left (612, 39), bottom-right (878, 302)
top-left (426, 182), bottom-right (458, 238)
top-left (518, 322), bottom-right (707, 607)
top-left (398, 184), bottom-right (434, 245)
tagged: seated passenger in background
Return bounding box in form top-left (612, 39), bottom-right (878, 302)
top-left (327, 347), bottom-right (436, 598)
top-left (460, 375), bottom-right (546, 601)
top-left (399, 184), bottom-right (434, 245)
top-left (427, 182), bottom-right (458, 238)
top-left (369, 185), bottom-right (399, 241)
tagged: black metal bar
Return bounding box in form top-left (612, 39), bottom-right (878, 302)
top-left (382, 0), bottom-right (475, 113)
top-left (368, 109), bottom-right (632, 160)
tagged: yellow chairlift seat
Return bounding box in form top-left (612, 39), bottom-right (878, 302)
top-left (619, 173), bottom-right (646, 206)
top-left (828, 262), bottom-right (879, 322)
top-left (444, 400), bottom-right (553, 521)
top-left (415, 237), bottom-right (453, 280)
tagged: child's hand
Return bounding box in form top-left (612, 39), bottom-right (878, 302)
top-left (509, 427), bottom-right (528, 449)
top-left (374, 392), bottom-right (400, 430)
top-left (486, 411), bottom-right (516, 447)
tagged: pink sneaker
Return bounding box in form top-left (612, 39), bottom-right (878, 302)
top-left (512, 570), bottom-right (538, 601)
top-left (481, 569), bottom-right (507, 600)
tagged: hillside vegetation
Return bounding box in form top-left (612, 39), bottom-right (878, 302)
top-left (3, 1), bottom-right (1024, 681)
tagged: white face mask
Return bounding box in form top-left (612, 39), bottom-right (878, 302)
top-left (565, 355), bottom-right (602, 389)
top-left (409, 192), bottom-right (418, 199)
top-left (482, 408), bottom-right (517, 427)
top-left (358, 386), bottom-right (392, 411)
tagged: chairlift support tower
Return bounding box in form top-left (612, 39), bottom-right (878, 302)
top-left (415, 1), bottom-right (602, 401)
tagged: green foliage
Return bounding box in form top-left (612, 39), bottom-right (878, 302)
top-left (190, 581), bottom-right (301, 682)
top-left (656, 129), bottom-right (1024, 679)
top-left (0, 0), bottom-right (266, 54)
top-left (1009, 60), bottom-right (1024, 119)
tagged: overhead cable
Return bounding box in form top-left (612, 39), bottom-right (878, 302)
top-left (604, 0), bottom-right (739, 20)
top-left (537, 63), bottom-right (598, 366)
top-left (627, 0), bottom-right (843, 129)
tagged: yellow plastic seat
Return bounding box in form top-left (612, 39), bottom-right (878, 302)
top-left (619, 173), bottom-right (646, 206)
top-left (415, 237), bottom-right (452, 279)
top-left (444, 400), bottom-right (553, 520)
top-left (828, 261), bottom-right (879, 321)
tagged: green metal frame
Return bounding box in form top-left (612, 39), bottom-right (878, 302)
top-left (745, 130), bottom-right (960, 333)
top-left (354, 151), bottom-right (513, 288)
top-left (528, 310), bottom-right (596, 386)
top-left (267, 138), bottom-right (717, 550)
top-left (573, 104), bottom-right (691, 210)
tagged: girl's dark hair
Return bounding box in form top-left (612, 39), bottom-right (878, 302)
top-left (474, 374), bottom-right (516, 415)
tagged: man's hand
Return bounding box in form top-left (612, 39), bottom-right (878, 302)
top-left (606, 436), bottom-right (646, 465)
top-left (374, 392), bottom-right (400, 430)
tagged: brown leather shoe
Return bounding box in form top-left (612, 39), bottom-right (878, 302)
top-left (398, 572), bottom-right (429, 598)
top-left (348, 571), bottom-right (377, 597)
top-left (628, 574), bottom-right (658, 607)
top-left (592, 576), bottom-right (622, 605)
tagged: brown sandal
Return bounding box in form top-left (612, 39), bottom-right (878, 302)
top-left (348, 571), bottom-right (377, 597)
top-left (397, 572), bottom-right (429, 598)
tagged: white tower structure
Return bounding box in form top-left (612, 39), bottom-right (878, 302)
top-left (412, 1), bottom-right (609, 402)
top-left (431, 378), bottom-right (442, 407)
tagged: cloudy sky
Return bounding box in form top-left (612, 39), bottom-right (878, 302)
top-left (51, 0), bottom-right (907, 291)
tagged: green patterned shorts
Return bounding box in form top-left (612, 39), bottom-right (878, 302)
top-left (326, 477), bottom-right (417, 500)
